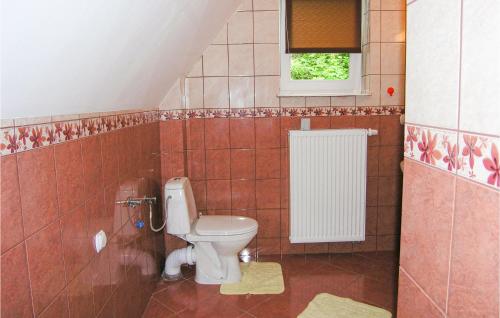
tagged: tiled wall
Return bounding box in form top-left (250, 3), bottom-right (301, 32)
top-left (159, 111), bottom-right (404, 255)
top-left (160, 0), bottom-right (406, 111)
top-left (398, 1), bottom-right (500, 317)
top-left (158, 0), bottom-right (407, 256)
top-left (1, 113), bottom-right (164, 318)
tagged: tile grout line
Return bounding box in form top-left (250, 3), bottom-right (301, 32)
top-left (251, 0), bottom-right (260, 257)
top-left (445, 0), bottom-right (464, 313)
top-left (17, 155), bottom-right (38, 317)
top-left (399, 266), bottom-right (447, 317)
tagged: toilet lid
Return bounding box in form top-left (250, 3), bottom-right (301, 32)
top-left (195, 215), bottom-right (258, 236)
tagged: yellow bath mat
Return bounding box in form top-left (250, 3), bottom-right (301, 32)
top-left (298, 293), bottom-right (392, 318)
top-left (220, 262), bottom-right (284, 295)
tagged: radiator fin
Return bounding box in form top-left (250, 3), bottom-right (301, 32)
top-left (289, 129), bottom-right (367, 243)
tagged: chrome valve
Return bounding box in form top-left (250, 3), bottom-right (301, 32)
top-left (115, 196), bottom-right (157, 208)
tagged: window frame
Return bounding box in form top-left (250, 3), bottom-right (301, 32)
top-left (279, 0), bottom-right (365, 97)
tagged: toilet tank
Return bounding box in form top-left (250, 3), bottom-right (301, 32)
top-left (164, 177), bottom-right (198, 235)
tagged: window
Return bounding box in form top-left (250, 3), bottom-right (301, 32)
top-left (279, 0), bottom-right (365, 96)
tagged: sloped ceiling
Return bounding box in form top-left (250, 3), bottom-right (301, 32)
top-left (1, 0), bottom-right (241, 119)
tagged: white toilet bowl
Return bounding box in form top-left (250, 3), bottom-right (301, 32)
top-left (187, 215), bottom-right (257, 284)
top-left (163, 177), bottom-right (258, 284)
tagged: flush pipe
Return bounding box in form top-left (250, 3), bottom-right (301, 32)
top-left (162, 245), bottom-right (196, 281)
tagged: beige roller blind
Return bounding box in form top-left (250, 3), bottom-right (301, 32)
top-left (286, 0), bottom-right (361, 53)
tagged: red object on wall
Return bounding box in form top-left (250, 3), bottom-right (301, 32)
top-left (387, 87), bottom-right (395, 96)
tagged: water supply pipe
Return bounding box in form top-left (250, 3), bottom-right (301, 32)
top-left (162, 245), bottom-right (196, 281)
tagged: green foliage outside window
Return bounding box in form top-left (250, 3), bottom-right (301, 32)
top-left (290, 53), bottom-right (350, 80)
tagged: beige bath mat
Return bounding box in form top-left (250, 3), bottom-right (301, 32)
top-left (298, 293), bottom-right (392, 318)
top-left (220, 262), bottom-right (284, 295)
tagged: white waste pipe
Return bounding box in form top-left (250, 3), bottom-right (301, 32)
top-left (162, 245), bottom-right (196, 281)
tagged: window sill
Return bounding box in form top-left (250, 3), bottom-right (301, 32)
top-left (278, 90), bottom-right (371, 97)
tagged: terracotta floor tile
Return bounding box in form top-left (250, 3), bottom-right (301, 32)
top-left (142, 298), bottom-right (175, 318)
top-left (176, 294), bottom-right (247, 318)
top-left (153, 280), bottom-right (219, 313)
top-left (342, 277), bottom-right (397, 313)
top-left (144, 252), bottom-right (398, 317)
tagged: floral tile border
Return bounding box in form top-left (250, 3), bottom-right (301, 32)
top-left (0, 110), bottom-right (159, 156)
top-left (159, 105), bottom-right (405, 120)
top-left (404, 124), bottom-right (499, 190)
top-left (1, 106), bottom-right (404, 156)
top-left (457, 132), bottom-right (499, 188)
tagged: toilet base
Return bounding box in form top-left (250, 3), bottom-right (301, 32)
top-left (183, 225), bottom-right (258, 285)
top-left (195, 254), bottom-right (241, 285)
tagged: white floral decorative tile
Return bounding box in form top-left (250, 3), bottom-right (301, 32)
top-left (457, 132), bottom-right (499, 189)
top-left (404, 124), bottom-right (458, 173)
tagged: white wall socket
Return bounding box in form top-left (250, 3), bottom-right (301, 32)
top-left (94, 230), bottom-right (107, 253)
top-left (300, 118), bottom-right (310, 130)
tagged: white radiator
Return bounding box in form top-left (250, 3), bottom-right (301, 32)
top-left (289, 129), bottom-right (375, 243)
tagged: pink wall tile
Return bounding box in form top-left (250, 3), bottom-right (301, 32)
top-left (203, 77), bottom-right (229, 108)
top-left (228, 44), bottom-right (254, 76)
top-left (256, 148), bottom-right (280, 179)
top-left (229, 77), bottom-right (255, 108)
top-left (230, 118), bottom-right (255, 148)
top-left (230, 149), bottom-right (256, 179)
top-left (81, 136), bottom-right (103, 198)
top-left (254, 76), bottom-right (280, 107)
top-left (38, 289), bottom-right (69, 318)
top-left (91, 248), bottom-right (112, 315)
top-left (54, 140), bottom-right (85, 214)
top-left (381, 11), bottom-right (406, 42)
top-left (377, 176), bottom-right (402, 206)
top-left (355, 116), bottom-right (380, 146)
top-left (447, 179), bottom-right (499, 316)
top-left (257, 209), bottom-right (281, 238)
top-left (204, 118), bottom-right (230, 149)
top-left (400, 160), bottom-right (454, 310)
top-left (367, 146), bottom-right (379, 176)
top-left (353, 235), bottom-right (377, 252)
top-left (1, 121), bottom-right (162, 317)
top-left (17, 146), bottom-right (59, 237)
top-left (377, 206), bottom-right (400, 235)
top-left (186, 119), bottom-right (205, 150)
top-left (26, 220), bottom-right (67, 314)
top-left (202, 45), bottom-right (228, 76)
top-left (253, 11), bottom-right (279, 43)
top-left (397, 270), bottom-right (444, 318)
top-left (186, 77), bottom-right (204, 108)
top-left (231, 179), bottom-right (256, 209)
top-left (255, 118), bottom-right (280, 148)
top-left (1, 243), bottom-right (33, 317)
top-left (60, 205), bottom-right (92, 281)
top-left (68, 264), bottom-right (94, 317)
top-left (253, 0), bottom-right (278, 10)
top-left (379, 115), bottom-right (403, 146)
top-left (206, 180), bottom-right (232, 209)
top-left (206, 149), bottom-right (231, 180)
top-left (379, 145), bottom-right (403, 176)
top-left (256, 179), bottom-right (280, 209)
top-left (100, 131), bottom-right (120, 187)
top-left (380, 75), bottom-right (405, 106)
top-left (1, 155), bottom-right (24, 253)
top-left (228, 11), bottom-right (253, 44)
top-left (254, 44), bottom-right (280, 76)
top-left (186, 149), bottom-right (206, 180)
top-left (369, 11), bottom-right (381, 42)
top-left (381, 43), bottom-right (406, 75)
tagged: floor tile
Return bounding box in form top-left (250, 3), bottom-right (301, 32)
top-left (143, 252), bottom-right (398, 317)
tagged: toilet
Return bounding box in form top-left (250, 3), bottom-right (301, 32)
top-left (162, 177), bottom-right (258, 284)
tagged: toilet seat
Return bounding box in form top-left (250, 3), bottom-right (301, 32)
top-left (194, 215), bottom-right (258, 236)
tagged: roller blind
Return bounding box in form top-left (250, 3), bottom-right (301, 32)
top-left (285, 0), bottom-right (362, 53)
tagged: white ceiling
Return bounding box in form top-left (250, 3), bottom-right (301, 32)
top-left (1, 0), bottom-right (241, 119)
